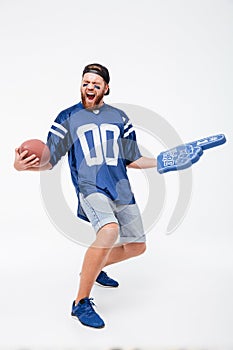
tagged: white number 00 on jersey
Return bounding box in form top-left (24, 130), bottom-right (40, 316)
top-left (76, 123), bottom-right (120, 166)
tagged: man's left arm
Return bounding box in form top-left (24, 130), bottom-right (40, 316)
top-left (127, 156), bottom-right (157, 169)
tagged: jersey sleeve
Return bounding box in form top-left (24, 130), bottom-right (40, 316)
top-left (46, 111), bottom-right (73, 167)
top-left (121, 112), bottom-right (142, 165)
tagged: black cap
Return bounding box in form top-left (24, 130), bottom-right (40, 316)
top-left (82, 63), bottom-right (110, 95)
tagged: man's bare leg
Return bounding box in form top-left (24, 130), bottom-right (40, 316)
top-left (102, 242), bottom-right (146, 268)
top-left (75, 223), bottom-right (118, 304)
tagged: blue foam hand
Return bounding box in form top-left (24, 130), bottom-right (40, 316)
top-left (157, 134), bottom-right (226, 174)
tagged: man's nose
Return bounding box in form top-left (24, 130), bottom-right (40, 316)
top-left (87, 83), bottom-right (94, 89)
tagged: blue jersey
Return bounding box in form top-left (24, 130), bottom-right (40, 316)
top-left (46, 102), bottom-right (142, 221)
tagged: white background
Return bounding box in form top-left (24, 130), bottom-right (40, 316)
top-left (0, 0), bottom-right (233, 349)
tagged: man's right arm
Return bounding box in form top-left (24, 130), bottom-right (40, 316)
top-left (14, 107), bottom-right (75, 172)
top-left (14, 148), bottom-right (52, 171)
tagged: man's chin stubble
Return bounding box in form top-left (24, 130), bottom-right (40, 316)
top-left (81, 93), bottom-right (104, 109)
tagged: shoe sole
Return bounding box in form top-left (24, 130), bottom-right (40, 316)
top-left (94, 281), bottom-right (119, 288)
top-left (71, 315), bottom-right (105, 329)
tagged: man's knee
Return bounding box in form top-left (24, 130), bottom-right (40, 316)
top-left (101, 222), bottom-right (119, 230)
top-left (125, 242), bottom-right (146, 257)
top-left (135, 242), bottom-right (146, 255)
top-left (96, 222), bottom-right (119, 248)
top-left (99, 222), bottom-right (119, 237)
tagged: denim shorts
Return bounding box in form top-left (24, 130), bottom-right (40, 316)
top-left (79, 192), bottom-right (146, 243)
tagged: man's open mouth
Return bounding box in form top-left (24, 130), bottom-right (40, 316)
top-left (86, 93), bottom-right (95, 101)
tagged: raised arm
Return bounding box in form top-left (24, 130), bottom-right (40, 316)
top-left (127, 156), bottom-right (157, 169)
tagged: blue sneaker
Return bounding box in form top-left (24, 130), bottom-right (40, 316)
top-left (71, 298), bottom-right (105, 329)
top-left (95, 270), bottom-right (119, 288)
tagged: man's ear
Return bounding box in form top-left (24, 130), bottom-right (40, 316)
top-left (104, 84), bottom-right (110, 95)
